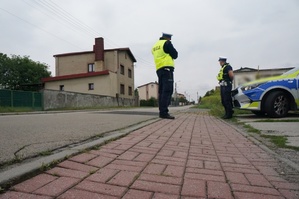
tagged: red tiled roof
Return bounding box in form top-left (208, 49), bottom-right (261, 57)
top-left (42, 70), bottom-right (109, 83)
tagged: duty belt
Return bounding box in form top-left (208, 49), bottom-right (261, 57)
top-left (219, 81), bottom-right (231, 86)
top-left (161, 67), bottom-right (174, 72)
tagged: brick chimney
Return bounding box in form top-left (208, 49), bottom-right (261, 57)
top-left (94, 37), bottom-right (104, 61)
top-left (93, 37), bottom-right (105, 71)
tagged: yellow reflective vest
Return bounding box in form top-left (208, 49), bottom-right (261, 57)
top-left (152, 40), bottom-right (174, 71)
top-left (217, 64), bottom-right (228, 81)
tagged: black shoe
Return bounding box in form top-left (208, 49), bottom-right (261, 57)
top-left (160, 114), bottom-right (175, 119)
top-left (222, 115), bottom-right (232, 119)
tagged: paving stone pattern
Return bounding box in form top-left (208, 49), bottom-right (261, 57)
top-left (1, 112), bottom-right (298, 198)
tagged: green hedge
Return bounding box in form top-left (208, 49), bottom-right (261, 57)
top-left (140, 97), bottom-right (158, 107)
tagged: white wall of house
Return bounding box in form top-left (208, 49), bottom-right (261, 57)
top-left (138, 83), bottom-right (159, 100)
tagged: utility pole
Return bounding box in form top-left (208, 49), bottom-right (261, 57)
top-left (175, 81), bottom-right (180, 106)
top-left (174, 82), bottom-right (178, 106)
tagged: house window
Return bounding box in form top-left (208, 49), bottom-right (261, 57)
top-left (88, 63), bottom-right (95, 72)
top-left (120, 65), bottom-right (125, 75)
top-left (128, 86), bottom-right (132, 96)
top-left (59, 85), bottom-right (64, 91)
top-left (88, 83), bottom-right (94, 90)
top-left (120, 84), bottom-right (125, 95)
top-left (128, 69), bottom-right (132, 78)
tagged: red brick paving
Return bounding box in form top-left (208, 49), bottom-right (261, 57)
top-left (12, 174), bottom-right (57, 193)
top-left (33, 177), bottom-right (81, 197)
top-left (46, 167), bottom-right (89, 179)
top-left (86, 168), bottom-right (119, 183)
top-left (181, 178), bottom-right (206, 197)
top-left (68, 153), bottom-right (98, 163)
top-left (1, 111), bottom-right (298, 198)
top-left (58, 188), bottom-right (118, 199)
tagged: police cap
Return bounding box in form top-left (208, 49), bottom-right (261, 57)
top-left (218, 56), bottom-right (227, 62)
top-left (162, 32), bottom-right (173, 39)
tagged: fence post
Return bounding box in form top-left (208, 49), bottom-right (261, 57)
top-left (11, 90), bottom-right (13, 108)
top-left (32, 92), bottom-right (34, 109)
top-left (41, 91), bottom-right (44, 111)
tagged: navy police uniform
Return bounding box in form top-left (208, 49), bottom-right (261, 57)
top-left (152, 33), bottom-right (178, 119)
top-left (217, 57), bottom-right (233, 119)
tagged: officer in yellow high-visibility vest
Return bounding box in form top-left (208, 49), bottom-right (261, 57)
top-left (152, 33), bottom-right (178, 119)
top-left (217, 56), bottom-right (234, 119)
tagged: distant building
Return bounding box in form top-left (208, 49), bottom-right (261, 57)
top-left (42, 37), bottom-right (136, 100)
top-left (233, 67), bottom-right (293, 88)
top-left (137, 82), bottom-right (159, 100)
top-left (137, 82), bottom-right (187, 106)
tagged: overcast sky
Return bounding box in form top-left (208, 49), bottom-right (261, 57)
top-left (1, 0), bottom-right (299, 101)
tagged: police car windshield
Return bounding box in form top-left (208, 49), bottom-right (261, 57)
top-left (282, 67), bottom-right (299, 75)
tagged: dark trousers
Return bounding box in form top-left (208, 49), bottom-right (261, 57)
top-left (220, 84), bottom-right (233, 116)
top-left (156, 68), bottom-right (174, 116)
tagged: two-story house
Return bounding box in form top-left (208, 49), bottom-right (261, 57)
top-left (42, 37), bottom-right (136, 100)
top-left (137, 82), bottom-right (159, 100)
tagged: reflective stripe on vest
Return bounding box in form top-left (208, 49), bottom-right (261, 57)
top-left (217, 64), bottom-right (228, 81)
top-left (152, 40), bottom-right (174, 71)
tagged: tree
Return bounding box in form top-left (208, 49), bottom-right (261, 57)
top-left (179, 96), bottom-right (188, 104)
top-left (204, 89), bottom-right (215, 97)
top-left (134, 88), bottom-right (139, 97)
top-left (0, 53), bottom-right (51, 90)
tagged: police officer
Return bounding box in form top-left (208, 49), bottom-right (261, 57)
top-left (217, 56), bottom-right (234, 119)
top-left (152, 33), bottom-right (178, 119)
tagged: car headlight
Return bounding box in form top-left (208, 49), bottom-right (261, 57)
top-left (241, 83), bottom-right (262, 91)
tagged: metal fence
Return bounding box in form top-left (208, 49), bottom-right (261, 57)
top-left (0, 89), bottom-right (43, 110)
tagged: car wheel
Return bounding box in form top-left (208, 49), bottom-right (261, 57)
top-left (265, 91), bottom-right (289, 118)
top-left (251, 110), bottom-right (266, 116)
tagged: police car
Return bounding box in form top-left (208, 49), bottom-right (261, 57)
top-left (232, 67), bottom-right (299, 118)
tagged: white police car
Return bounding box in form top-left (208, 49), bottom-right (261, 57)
top-left (232, 67), bottom-right (299, 118)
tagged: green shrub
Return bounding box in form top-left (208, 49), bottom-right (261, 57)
top-left (140, 97), bottom-right (158, 107)
top-left (197, 89), bottom-right (224, 116)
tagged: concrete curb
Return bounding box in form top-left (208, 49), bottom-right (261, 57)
top-left (0, 118), bottom-right (160, 187)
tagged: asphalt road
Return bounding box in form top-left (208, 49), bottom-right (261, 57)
top-left (0, 106), bottom-right (189, 165)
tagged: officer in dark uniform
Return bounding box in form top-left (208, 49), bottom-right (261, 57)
top-left (217, 56), bottom-right (234, 119)
top-left (152, 33), bottom-right (178, 119)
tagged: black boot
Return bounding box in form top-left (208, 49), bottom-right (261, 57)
top-left (160, 114), bottom-right (175, 119)
top-left (222, 114), bottom-right (232, 119)
top-left (223, 110), bottom-right (233, 119)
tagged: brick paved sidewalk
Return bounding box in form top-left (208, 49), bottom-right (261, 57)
top-left (1, 111), bottom-right (298, 199)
